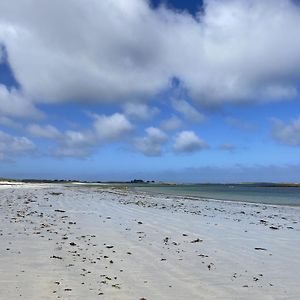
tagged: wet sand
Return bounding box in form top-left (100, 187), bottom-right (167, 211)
top-left (0, 183), bottom-right (299, 299)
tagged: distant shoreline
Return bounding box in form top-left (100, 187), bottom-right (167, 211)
top-left (1, 178), bottom-right (300, 187)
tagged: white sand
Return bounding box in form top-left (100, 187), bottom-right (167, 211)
top-left (0, 181), bottom-right (25, 186)
top-left (0, 183), bottom-right (299, 299)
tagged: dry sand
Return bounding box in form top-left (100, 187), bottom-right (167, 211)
top-left (0, 183), bottom-right (299, 299)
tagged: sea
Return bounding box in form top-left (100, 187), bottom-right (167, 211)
top-left (131, 184), bottom-right (300, 207)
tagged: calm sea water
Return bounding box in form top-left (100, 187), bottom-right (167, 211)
top-left (132, 184), bottom-right (300, 207)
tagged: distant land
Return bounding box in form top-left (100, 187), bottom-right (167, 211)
top-left (1, 178), bottom-right (300, 187)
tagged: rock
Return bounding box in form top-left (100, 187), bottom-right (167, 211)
top-left (112, 284), bottom-right (120, 289)
top-left (51, 255), bottom-right (63, 260)
top-left (191, 238), bottom-right (203, 243)
top-left (255, 247), bottom-right (267, 251)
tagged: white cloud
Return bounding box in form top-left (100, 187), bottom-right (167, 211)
top-left (123, 103), bottom-right (159, 120)
top-left (272, 116), bottom-right (300, 147)
top-left (135, 127), bottom-right (167, 156)
top-left (172, 99), bottom-right (205, 122)
top-left (160, 115), bottom-right (183, 131)
top-left (93, 113), bottom-right (134, 141)
top-left (52, 129), bottom-right (97, 158)
top-left (27, 124), bottom-right (61, 139)
top-left (25, 122), bottom-right (97, 157)
top-left (52, 113), bottom-right (134, 157)
top-left (0, 130), bottom-right (35, 161)
top-left (0, 116), bottom-right (21, 129)
top-left (0, 84), bottom-right (42, 118)
top-left (174, 130), bottom-right (208, 153)
top-left (20, 113), bottom-right (134, 158)
top-left (178, 0), bottom-right (300, 104)
top-left (63, 130), bottom-right (93, 146)
top-left (0, 0), bottom-right (170, 103)
top-left (0, 0), bottom-right (300, 106)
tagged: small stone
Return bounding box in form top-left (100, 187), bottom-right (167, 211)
top-left (191, 238), bottom-right (203, 243)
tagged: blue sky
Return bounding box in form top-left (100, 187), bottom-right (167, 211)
top-left (0, 0), bottom-right (300, 182)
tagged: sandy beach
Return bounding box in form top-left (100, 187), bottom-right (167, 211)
top-left (0, 183), bottom-right (299, 299)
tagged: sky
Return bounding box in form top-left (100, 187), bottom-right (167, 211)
top-left (0, 0), bottom-right (300, 182)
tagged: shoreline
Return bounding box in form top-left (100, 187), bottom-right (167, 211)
top-left (1, 181), bottom-right (299, 208)
top-left (102, 185), bottom-right (300, 210)
top-left (135, 190), bottom-right (300, 209)
top-left (129, 186), bottom-right (300, 208)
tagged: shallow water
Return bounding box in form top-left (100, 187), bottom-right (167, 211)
top-left (133, 184), bottom-right (300, 206)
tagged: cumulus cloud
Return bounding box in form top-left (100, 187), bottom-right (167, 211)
top-left (0, 0), bottom-right (170, 103)
top-left (272, 116), bottom-right (300, 147)
top-left (26, 123), bottom-right (97, 157)
top-left (174, 130), bottom-right (208, 153)
top-left (0, 116), bottom-right (21, 129)
top-left (160, 115), bottom-right (183, 131)
top-left (13, 113), bottom-right (135, 159)
top-left (93, 113), bottom-right (134, 141)
top-left (0, 84), bottom-right (42, 118)
top-left (52, 113), bottom-right (134, 157)
top-left (135, 127), bottom-right (167, 156)
top-left (53, 130), bottom-right (96, 158)
top-left (0, 0), bottom-right (300, 106)
top-left (27, 124), bottom-right (61, 139)
top-left (123, 103), bottom-right (159, 120)
top-left (0, 130), bottom-right (35, 161)
top-left (172, 99), bottom-right (205, 122)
